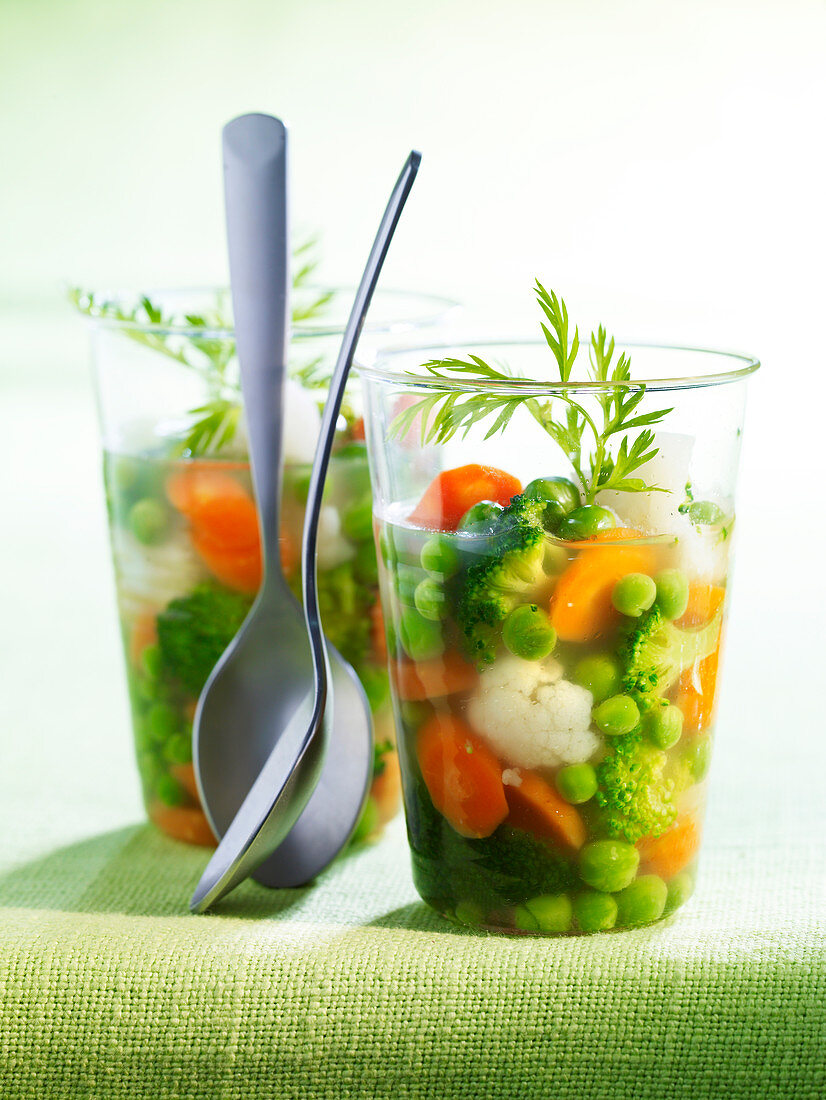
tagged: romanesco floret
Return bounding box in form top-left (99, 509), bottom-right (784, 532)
top-left (467, 655), bottom-right (601, 769)
top-left (594, 730), bottom-right (677, 844)
top-left (456, 494), bottom-right (549, 666)
top-left (617, 603), bottom-right (722, 696)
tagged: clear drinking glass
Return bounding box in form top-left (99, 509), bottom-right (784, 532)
top-left (360, 339), bottom-right (759, 934)
top-left (82, 286), bottom-right (457, 846)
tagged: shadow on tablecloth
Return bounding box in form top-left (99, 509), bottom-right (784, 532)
top-left (0, 822), bottom-right (469, 934)
top-left (0, 825), bottom-right (312, 920)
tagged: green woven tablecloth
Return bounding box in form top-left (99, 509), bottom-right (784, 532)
top-left (2, 366), bottom-right (825, 1099)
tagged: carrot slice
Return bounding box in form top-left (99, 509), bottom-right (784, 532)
top-left (166, 468), bottom-right (250, 517)
top-left (370, 600), bottom-right (388, 663)
top-left (407, 464), bottom-right (522, 531)
top-left (676, 583), bottom-right (726, 628)
top-left (148, 802), bottom-right (217, 847)
top-left (371, 751), bottom-right (402, 825)
top-left (550, 534), bottom-right (659, 642)
top-left (505, 770), bottom-right (587, 850)
top-left (186, 494), bottom-right (260, 550)
top-left (392, 651), bottom-right (478, 701)
top-left (638, 814), bottom-right (701, 880)
top-left (675, 642), bottom-right (722, 734)
top-left (417, 714), bottom-right (508, 838)
top-left (190, 528), bottom-right (262, 594)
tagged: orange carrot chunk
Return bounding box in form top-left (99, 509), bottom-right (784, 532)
top-left (392, 651), bottom-right (478, 701)
top-left (505, 770), bottom-right (587, 850)
top-left (675, 582), bottom-right (726, 628)
top-left (190, 528), bottom-right (262, 594)
top-left (550, 534), bottom-right (659, 642)
top-left (148, 802), bottom-right (217, 847)
top-left (638, 814), bottom-right (701, 880)
top-left (417, 714), bottom-right (508, 838)
top-left (407, 464), bottom-right (522, 531)
top-left (675, 643), bottom-right (722, 734)
top-left (165, 468), bottom-right (250, 518)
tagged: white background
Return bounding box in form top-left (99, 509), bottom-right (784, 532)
top-left (1, 0), bottom-right (823, 836)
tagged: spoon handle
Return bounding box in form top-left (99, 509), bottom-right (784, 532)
top-left (222, 113), bottom-right (289, 577)
top-left (301, 151), bottom-right (421, 640)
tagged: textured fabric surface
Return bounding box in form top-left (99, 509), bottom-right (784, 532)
top-left (1, 381), bottom-right (825, 1099)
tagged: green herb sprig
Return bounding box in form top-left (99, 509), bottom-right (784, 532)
top-left (69, 236), bottom-right (334, 456)
top-left (390, 281), bottom-right (672, 502)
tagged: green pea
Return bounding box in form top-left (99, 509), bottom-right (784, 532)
top-left (458, 500), bottom-right (504, 534)
top-left (655, 569), bottom-right (689, 620)
top-left (573, 891), bottom-right (618, 933)
top-left (644, 702), bottom-right (683, 749)
top-left (110, 455), bottom-right (142, 495)
top-left (358, 665), bottom-right (391, 712)
top-left (615, 875), bottom-right (667, 926)
top-left (664, 871), bottom-right (695, 914)
top-left (579, 839), bottom-right (640, 893)
top-left (155, 773), bottom-right (186, 807)
top-left (683, 500), bottom-right (725, 526)
top-left (515, 894), bottom-right (573, 933)
top-left (572, 654), bottom-right (620, 703)
top-left (683, 737), bottom-right (712, 782)
top-left (140, 642), bottom-right (163, 680)
top-left (414, 577), bottom-right (448, 622)
top-left (453, 900), bottom-right (486, 926)
top-left (128, 498), bottom-right (170, 545)
top-left (399, 607), bottom-right (444, 662)
top-left (137, 749), bottom-right (162, 788)
top-left (146, 702), bottom-right (178, 743)
top-left (502, 604), bottom-right (557, 661)
top-left (612, 572), bottom-right (656, 617)
top-left (353, 540), bottom-right (379, 585)
top-left (555, 763), bottom-right (598, 804)
top-left (395, 564), bottom-right (426, 606)
top-left (523, 476), bottom-right (581, 513)
top-left (593, 694), bottom-right (640, 736)
top-left (557, 504), bottom-right (616, 541)
top-left (341, 496), bottom-right (374, 542)
top-left (350, 796), bottom-right (380, 845)
top-left (420, 534), bottom-right (460, 579)
top-left (162, 732), bottom-right (193, 766)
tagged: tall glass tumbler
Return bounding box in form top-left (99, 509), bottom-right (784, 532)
top-left (360, 340), bottom-right (759, 934)
top-left (83, 286), bottom-right (457, 846)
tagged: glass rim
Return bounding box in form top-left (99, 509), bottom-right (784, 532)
top-left (77, 284), bottom-right (460, 339)
top-left (360, 338), bottom-right (761, 393)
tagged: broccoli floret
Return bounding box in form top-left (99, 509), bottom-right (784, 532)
top-left (617, 603), bottom-right (722, 696)
top-left (456, 494), bottom-right (550, 666)
top-left (156, 583), bottom-right (252, 695)
top-left (594, 730), bottom-right (677, 844)
top-left (409, 780), bottom-right (577, 907)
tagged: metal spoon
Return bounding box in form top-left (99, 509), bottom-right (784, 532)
top-left (190, 121), bottom-right (421, 911)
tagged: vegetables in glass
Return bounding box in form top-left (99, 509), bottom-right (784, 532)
top-left (360, 285), bottom-right (757, 934)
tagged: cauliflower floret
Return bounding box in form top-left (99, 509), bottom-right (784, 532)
top-left (112, 526), bottom-right (207, 613)
top-left (282, 377), bottom-right (322, 464)
top-left (598, 431), bottom-right (694, 534)
top-left (316, 505), bottom-right (354, 570)
top-left (467, 655), bottom-right (602, 770)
